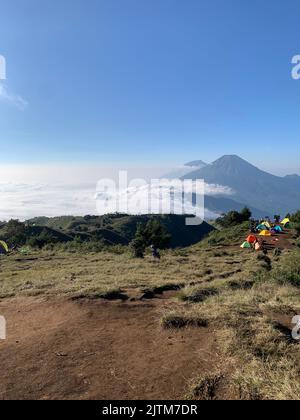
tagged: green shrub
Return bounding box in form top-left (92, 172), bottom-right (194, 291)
top-left (26, 228), bottom-right (60, 249)
top-left (216, 207), bottom-right (252, 228)
top-left (4, 219), bottom-right (26, 247)
top-left (290, 211), bottom-right (300, 237)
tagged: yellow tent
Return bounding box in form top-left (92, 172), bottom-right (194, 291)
top-left (0, 240), bottom-right (9, 254)
top-left (281, 218), bottom-right (290, 225)
top-left (262, 221), bottom-right (271, 229)
top-left (259, 230), bottom-right (271, 236)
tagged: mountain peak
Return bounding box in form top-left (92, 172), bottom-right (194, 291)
top-left (184, 160), bottom-right (207, 167)
top-left (163, 160), bottom-right (207, 179)
top-left (211, 155), bottom-right (257, 172)
top-left (213, 154), bottom-right (248, 164)
top-left (180, 154), bottom-right (300, 215)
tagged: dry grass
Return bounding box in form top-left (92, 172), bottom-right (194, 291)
top-left (178, 285), bottom-right (219, 303)
top-left (1, 231), bottom-right (300, 400)
top-left (0, 245), bottom-right (255, 298)
top-left (166, 251), bottom-right (300, 400)
top-left (160, 309), bottom-right (208, 329)
top-left (233, 357), bottom-right (300, 400)
top-left (186, 371), bottom-right (225, 400)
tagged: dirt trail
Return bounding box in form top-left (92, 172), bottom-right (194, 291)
top-left (0, 294), bottom-right (217, 400)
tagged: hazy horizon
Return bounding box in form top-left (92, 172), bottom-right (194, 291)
top-left (0, 154), bottom-right (298, 221)
top-left (1, 1), bottom-right (300, 219)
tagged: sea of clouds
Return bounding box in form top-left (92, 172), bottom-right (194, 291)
top-left (0, 182), bottom-right (96, 220)
top-left (0, 179), bottom-right (233, 221)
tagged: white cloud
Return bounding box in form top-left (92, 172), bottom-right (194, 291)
top-left (0, 164), bottom-right (233, 221)
top-left (95, 180), bottom-right (233, 220)
top-left (0, 82), bottom-right (28, 109)
top-left (0, 180), bottom-right (229, 221)
top-left (0, 182), bottom-right (96, 221)
top-left (204, 183), bottom-right (234, 196)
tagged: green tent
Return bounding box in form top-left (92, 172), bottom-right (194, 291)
top-left (240, 241), bottom-right (252, 249)
top-left (0, 240), bottom-right (9, 254)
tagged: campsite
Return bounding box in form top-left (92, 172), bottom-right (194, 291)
top-left (240, 218), bottom-right (294, 252)
top-left (1, 211), bottom-right (300, 400)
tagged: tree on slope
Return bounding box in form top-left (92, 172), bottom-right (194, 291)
top-left (130, 219), bottom-right (171, 258)
top-left (217, 207), bottom-right (252, 228)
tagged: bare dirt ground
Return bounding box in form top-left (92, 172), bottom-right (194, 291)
top-left (257, 229), bottom-right (295, 251)
top-left (0, 293), bottom-right (218, 400)
top-left (0, 226), bottom-right (297, 400)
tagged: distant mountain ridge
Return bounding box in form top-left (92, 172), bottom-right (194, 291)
top-left (163, 160), bottom-right (207, 179)
top-left (184, 160), bottom-right (207, 168)
top-left (181, 155), bottom-right (300, 216)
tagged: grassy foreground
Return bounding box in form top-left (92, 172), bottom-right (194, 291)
top-left (0, 222), bottom-right (300, 400)
top-left (0, 224), bottom-right (252, 299)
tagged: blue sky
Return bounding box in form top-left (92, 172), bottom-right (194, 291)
top-left (1, 0), bottom-right (300, 173)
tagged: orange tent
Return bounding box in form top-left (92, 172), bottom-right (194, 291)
top-left (247, 235), bottom-right (257, 244)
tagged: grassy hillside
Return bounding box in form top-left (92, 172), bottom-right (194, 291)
top-left (25, 214), bottom-right (215, 248)
top-left (200, 221), bottom-right (249, 247)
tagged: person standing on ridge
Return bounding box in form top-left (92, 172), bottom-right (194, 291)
top-left (150, 244), bottom-right (160, 260)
